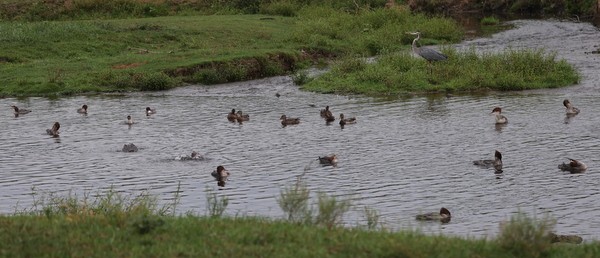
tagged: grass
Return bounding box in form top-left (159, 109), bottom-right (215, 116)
top-left (0, 0), bottom-right (581, 97)
top-left (301, 47), bottom-right (580, 96)
top-left (1, 187), bottom-right (599, 257)
top-left (0, 2), bottom-right (466, 97)
top-left (481, 16), bottom-right (500, 25)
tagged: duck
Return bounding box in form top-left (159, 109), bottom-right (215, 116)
top-left (236, 110), bottom-right (250, 122)
top-left (491, 107), bottom-right (508, 124)
top-left (227, 109), bottom-right (238, 122)
top-left (563, 99), bottom-right (580, 115)
top-left (558, 158), bottom-right (587, 173)
top-left (145, 107), bottom-right (156, 116)
top-left (77, 104), bottom-right (88, 114)
top-left (280, 115), bottom-right (300, 126)
top-left (211, 165), bottom-right (230, 187)
top-left (415, 207), bottom-right (451, 223)
top-left (320, 106), bottom-right (333, 118)
top-left (339, 113), bottom-right (356, 126)
top-left (473, 150), bottom-right (503, 173)
top-left (126, 115), bottom-right (134, 125)
top-left (318, 154), bottom-right (338, 166)
top-left (179, 151), bottom-right (204, 161)
top-left (46, 122), bottom-right (60, 137)
top-left (122, 143), bottom-right (138, 152)
top-left (11, 105), bottom-right (31, 115)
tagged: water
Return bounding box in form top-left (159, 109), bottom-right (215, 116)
top-left (1, 19), bottom-right (600, 240)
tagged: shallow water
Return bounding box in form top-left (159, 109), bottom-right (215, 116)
top-left (1, 19), bottom-right (600, 240)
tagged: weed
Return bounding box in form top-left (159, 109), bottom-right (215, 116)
top-left (363, 206), bottom-right (380, 230)
top-left (205, 187), bottom-right (229, 218)
top-left (277, 177), bottom-right (311, 223)
top-left (497, 212), bottom-right (555, 258)
top-left (313, 192), bottom-right (352, 229)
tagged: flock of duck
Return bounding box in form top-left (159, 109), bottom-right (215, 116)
top-left (8, 97), bottom-right (587, 241)
top-left (414, 98), bottom-right (586, 230)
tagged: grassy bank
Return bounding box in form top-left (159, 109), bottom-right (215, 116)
top-left (301, 48), bottom-right (579, 96)
top-left (0, 187), bottom-right (598, 257)
top-left (0, 4), bottom-right (464, 97)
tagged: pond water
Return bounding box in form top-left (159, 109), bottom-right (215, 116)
top-left (1, 19), bottom-right (600, 240)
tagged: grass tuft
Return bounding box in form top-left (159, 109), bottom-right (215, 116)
top-left (496, 212), bottom-right (556, 258)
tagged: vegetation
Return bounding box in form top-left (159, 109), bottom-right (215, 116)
top-left (0, 0), bottom-right (582, 97)
top-left (481, 16), bottom-right (500, 25)
top-left (1, 186), bottom-right (599, 257)
top-left (0, 2), bottom-right (465, 97)
top-left (301, 48), bottom-right (579, 96)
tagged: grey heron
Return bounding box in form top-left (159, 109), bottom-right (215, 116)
top-left (407, 32), bottom-right (448, 62)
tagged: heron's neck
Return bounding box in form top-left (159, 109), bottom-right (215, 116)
top-left (411, 35), bottom-right (420, 52)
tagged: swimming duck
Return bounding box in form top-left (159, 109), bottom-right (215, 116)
top-left (339, 113), bottom-right (356, 126)
top-left (11, 105), bottom-right (31, 115)
top-left (558, 158), bottom-right (587, 173)
top-left (473, 150), bottom-right (503, 173)
top-left (318, 154), bottom-right (338, 166)
top-left (211, 165), bottom-right (230, 187)
top-left (77, 104), bottom-right (88, 114)
top-left (227, 109), bottom-right (238, 122)
top-left (46, 122), bottom-right (60, 137)
top-left (320, 106), bottom-right (333, 118)
top-left (280, 115), bottom-right (300, 126)
top-left (126, 115), bottom-right (134, 125)
top-left (236, 110), bottom-right (250, 122)
top-left (179, 151), bottom-right (204, 161)
top-left (563, 99), bottom-right (580, 115)
top-left (415, 207), bottom-right (451, 223)
top-left (145, 107), bottom-right (156, 116)
top-left (122, 143), bottom-right (138, 152)
top-left (491, 107), bottom-right (508, 124)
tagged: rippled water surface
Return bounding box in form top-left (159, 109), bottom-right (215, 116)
top-left (1, 20), bottom-right (600, 240)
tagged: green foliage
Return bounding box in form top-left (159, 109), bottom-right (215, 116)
top-left (302, 48), bottom-right (579, 95)
top-left (314, 193), bottom-right (352, 229)
top-left (291, 70), bottom-right (312, 85)
top-left (363, 206), bottom-right (380, 230)
top-left (277, 178), bottom-right (311, 223)
top-left (496, 212), bottom-right (556, 258)
top-left (205, 187), bottom-right (229, 218)
top-left (480, 16), bottom-right (500, 25)
top-left (1, 188), bottom-right (598, 257)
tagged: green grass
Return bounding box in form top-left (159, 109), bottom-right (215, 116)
top-left (301, 48), bottom-right (579, 96)
top-left (481, 16), bottom-right (500, 25)
top-left (1, 188), bottom-right (599, 257)
top-left (0, 5), bottom-right (466, 97)
top-left (0, 15), bottom-right (303, 96)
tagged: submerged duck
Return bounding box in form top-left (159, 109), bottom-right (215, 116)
top-left (280, 115), bottom-right (300, 126)
top-left (145, 107), bottom-right (156, 116)
top-left (122, 143), bottom-right (138, 152)
top-left (563, 99), bottom-right (580, 115)
top-left (318, 154), bottom-right (338, 166)
top-left (491, 107), bottom-right (508, 124)
top-left (46, 122), bottom-right (60, 137)
top-left (339, 113), bottom-right (356, 126)
top-left (179, 151), bottom-right (204, 161)
top-left (227, 109), bottom-right (238, 122)
top-left (473, 150), bottom-right (503, 173)
top-left (11, 105), bottom-right (31, 115)
top-left (549, 232), bottom-right (583, 244)
top-left (415, 207), bottom-right (451, 223)
top-left (126, 115), bottom-right (134, 125)
top-left (211, 165), bottom-right (230, 187)
top-left (558, 158), bottom-right (587, 173)
top-left (77, 104), bottom-right (88, 114)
